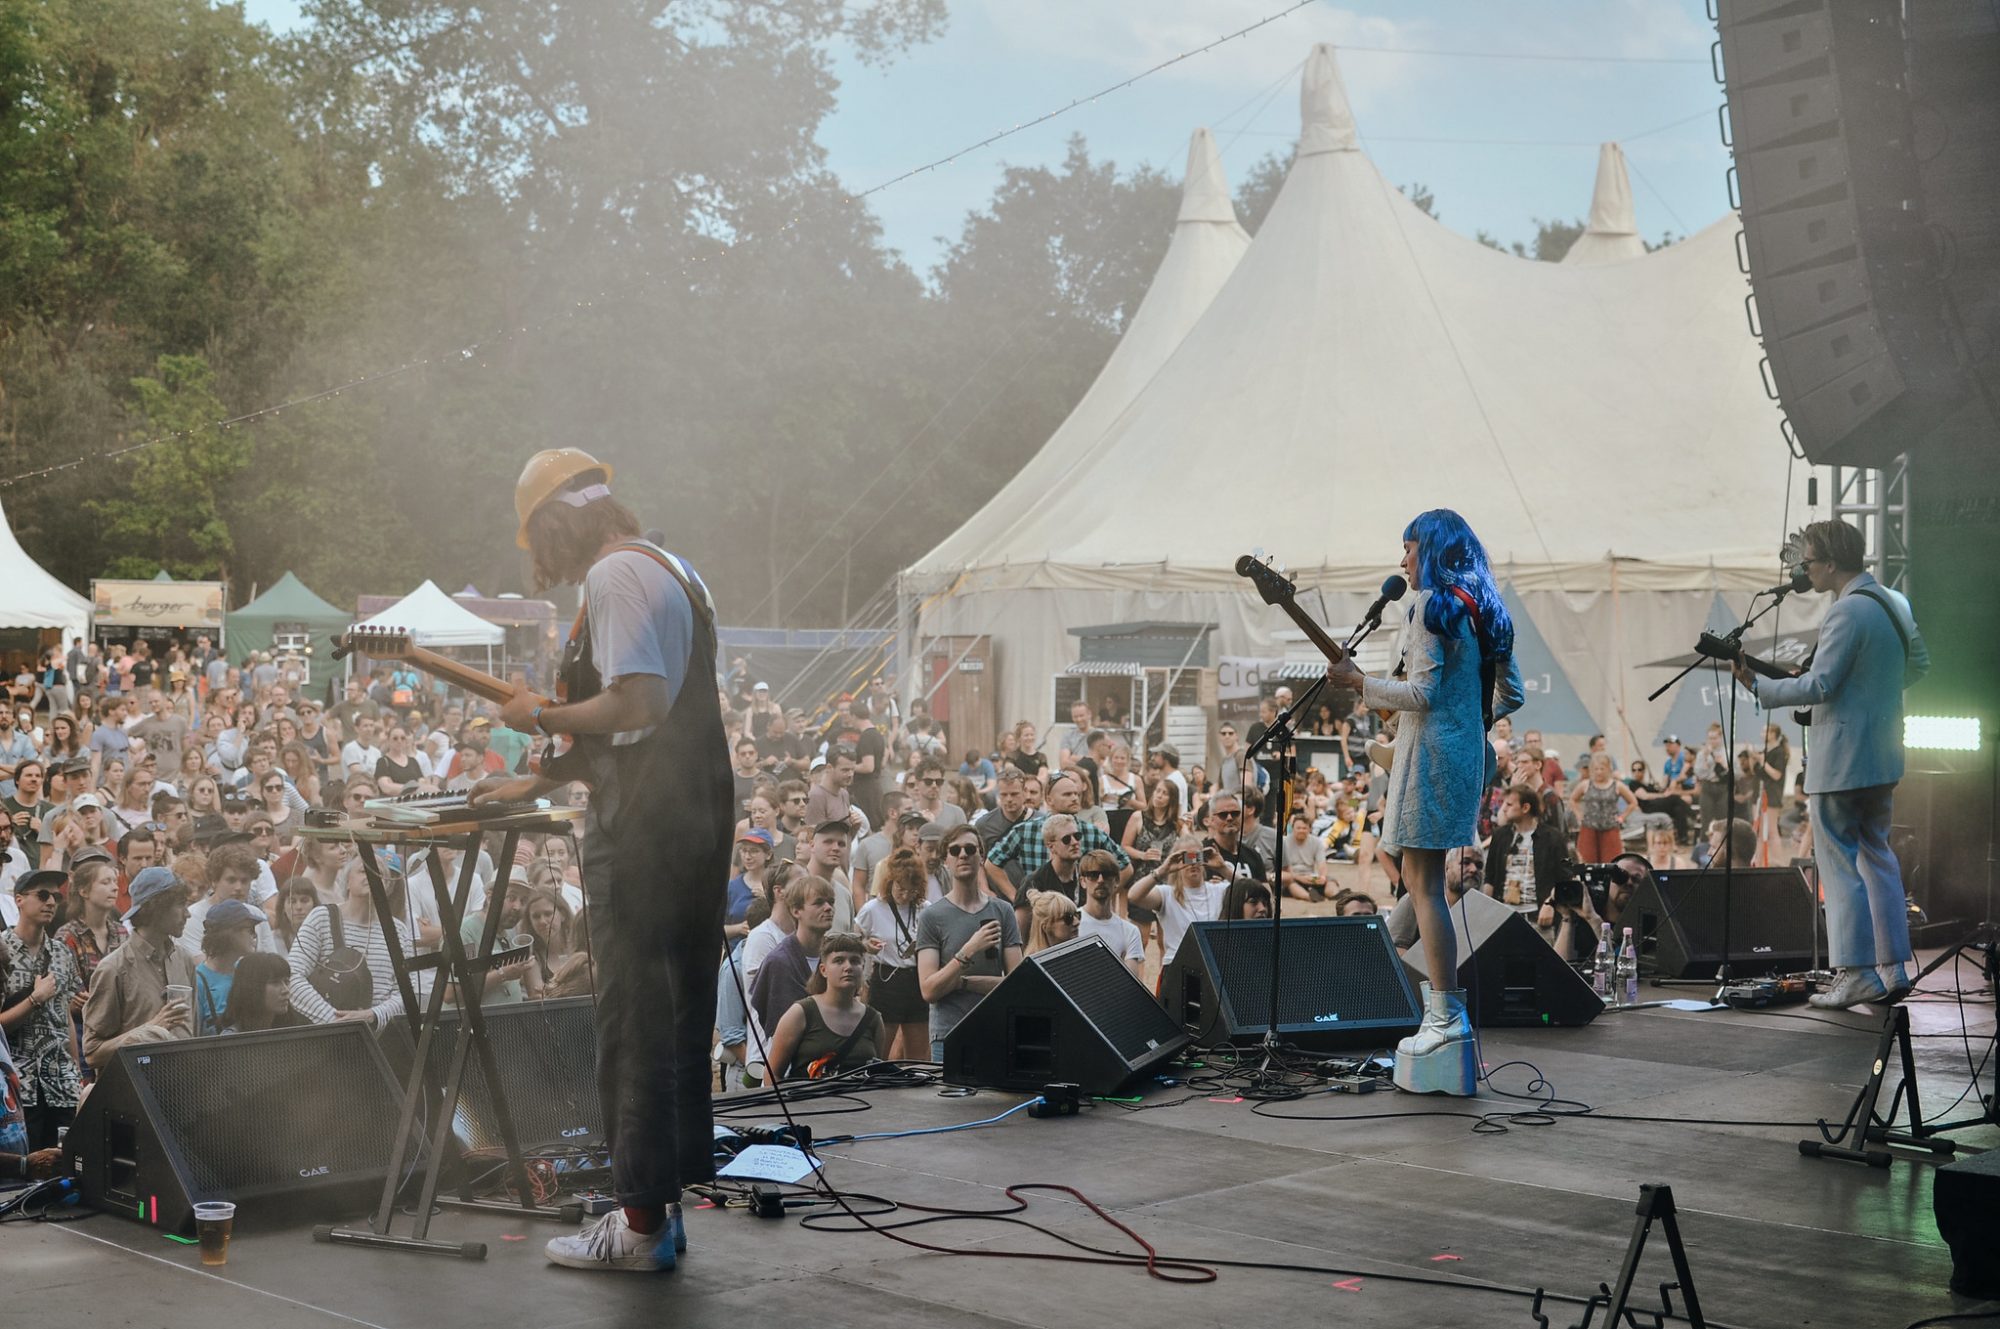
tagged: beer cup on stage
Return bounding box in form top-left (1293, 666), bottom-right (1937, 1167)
top-left (193, 1202), bottom-right (236, 1266)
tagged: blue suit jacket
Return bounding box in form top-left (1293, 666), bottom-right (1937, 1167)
top-left (1755, 573), bottom-right (1928, 794)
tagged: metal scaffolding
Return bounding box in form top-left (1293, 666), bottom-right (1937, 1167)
top-left (1831, 457), bottom-right (1911, 593)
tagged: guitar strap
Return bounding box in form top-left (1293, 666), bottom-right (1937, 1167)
top-left (1440, 584), bottom-right (1505, 733)
top-left (568, 540), bottom-right (717, 645)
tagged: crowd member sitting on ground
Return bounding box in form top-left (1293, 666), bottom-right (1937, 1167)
top-left (82, 867), bottom-right (193, 1067)
top-left (764, 932), bottom-right (884, 1081)
top-left (916, 824), bottom-right (1021, 1061)
top-left (1278, 811), bottom-right (1330, 901)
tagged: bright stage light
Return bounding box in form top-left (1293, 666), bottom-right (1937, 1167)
top-left (1905, 715), bottom-right (1982, 752)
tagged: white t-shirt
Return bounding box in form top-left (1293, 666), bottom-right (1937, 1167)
top-left (584, 547), bottom-right (705, 745)
top-left (855, 897), bottom-right (923, 969)
top-left (1076, 911), bottom-right (1144, 966)
top-left (741, 917), bottom-right (789, 988)
top-left (341, 741), bottom-right (382, 775)
top-left (1156, 879), bottom-right (1229, 966)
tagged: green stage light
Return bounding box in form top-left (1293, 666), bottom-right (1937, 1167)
top-left (1906, 715), bottom-right (1983, 752)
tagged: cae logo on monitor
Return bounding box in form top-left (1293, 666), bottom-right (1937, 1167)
top-left (1312, 1012), bottom-right (1341, 1023)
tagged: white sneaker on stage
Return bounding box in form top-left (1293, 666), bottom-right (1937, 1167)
top-left (545, 1210), bottom-right (675, 1273)
top-left (1808, 967), bottom-right (1889, 1010)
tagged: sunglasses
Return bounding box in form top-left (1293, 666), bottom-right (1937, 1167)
top-left (919, 777), bottom-right (943, 787)
top-left (19, 888), bottom-right (59, 903)
top-left (1209, 809), bottom-right (1241, 820)
top-left (1053, 833), bottom-right (1082, 845)
top-left (1079, 869), bottom-right (1109, 881)
top-left (944, 843), bottom-right (983, 858)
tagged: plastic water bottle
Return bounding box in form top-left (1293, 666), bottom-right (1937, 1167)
top-left (1619, 926), bottom-right (1640, 1007)
top-left (1592, 923), bottom-right (1613, 1002)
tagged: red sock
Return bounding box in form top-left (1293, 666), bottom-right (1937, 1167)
top-left (623, 1206), bottom-right (664, 1235)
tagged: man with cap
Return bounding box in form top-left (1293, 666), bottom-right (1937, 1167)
top-left (475, 447), bottom-right (732, 1273)
top-left (743, 680), bottom-right (780, 741)
top-left (801, 819), bottom-right (858, 932)
top-left (192, 898), bottom-right (265, 1036)
top-left (727, 828), bottom-right (774, 943)
top-left (447, 717), bottom-right (506, 785)
top-left (2, 869), bottom-right (84, 1147)
top-left (81, 865), bottom-right (194, 1068)
top-left (457, 870), bottom-right (541, 1006)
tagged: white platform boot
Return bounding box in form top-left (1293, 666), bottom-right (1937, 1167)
top-left (1393, 982), bottom-right (1478, 1096)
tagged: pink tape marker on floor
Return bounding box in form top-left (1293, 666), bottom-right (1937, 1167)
top-left (1332, 1278), bottom-right (1364, 1292)
top-left (1208, 1096), bottom-right (1244, 1104)
top-left (1431, 1253), bottom-right (1463, 1263)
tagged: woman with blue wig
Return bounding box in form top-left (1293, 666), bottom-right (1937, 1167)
top-left (1326, 509), bottom-right (1523, 1094)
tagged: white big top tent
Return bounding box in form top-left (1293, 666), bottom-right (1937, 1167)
top-left (0, 497), bottom-right (90, 648)
top-left (900, 44), bottom-right (1828, 760)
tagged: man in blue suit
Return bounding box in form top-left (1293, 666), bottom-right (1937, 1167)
top-left (1734, 519), bottom-right (1929, 1009)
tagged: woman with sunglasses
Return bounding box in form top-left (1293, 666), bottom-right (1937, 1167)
top-left (1323, 509), bottom-right (1522, 1096)
top-left (1022, 889), bottom-right (1080, 956)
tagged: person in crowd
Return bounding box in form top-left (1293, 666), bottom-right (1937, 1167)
top-left (727, 735), bottom-right (764, 815)
top-left (1330, 889), bottom-right (1379, 917)
top-left (859, 811), bottom-right (925, 902)
top-left (340, 713), bottom-right (384, 781)
top-left (105, 764), bottom-right (156, 840)
top-left (1222, 880), bottom-right (1274, 920)
top-left (797, 818), bottom-right (856, 932)
top-left (192, 898), bottom-right (266, 1036)
top-left (1022, 890), bottom-right (1079, 955)
top-left (1324, 510), bottom-right (1523, 1096)
top-left (3, 760), bottom-right (50, 868)
top-left (1213, 723), bottom-right (1268, 799)
top-left (459, 872), bottom-right (543, 1005)
top-left (984, 770), bottom-right (1129, 905)
top-left (82, 866), bottom-right (193, 1067)
top-left (960, 747), bottom-right (997, 800)
top-left (271, 878), bottom-right (321, 954)
top-left (1098, 742), bottom-right (1138, 811)
top-left (287, 855), bottom-right (410, 1031)
top-left (1018, 813), bottom-right (1085, 933)
top-left (1625, 757), bottom-right (1694, 843)
top-left (915, 824), bottom-right (1021, 1060)
top-left (1075, 850), bottom-right (1145, 978)
top-left (855, 848), bottom-right (930, 1061)
top-left (1198, 790), bottom-right (1267, 916)
top-left (1278, 810), bottom-right (1329, 902)
top-left (846, 696), bottom-right (888, 825)
top-left (1756, 722), bottom-right (1791, 865)
top-left (973, 768), bottom-right (1030, 891)
top-left (1485, 784), bottom-right (1574, 922)
top-left (805, 746), bottom-right (860, 831)
top-left (1569, 752), bottom-right (1637, 864)
top-left (131, 690), bottom-right (191, 776)
top-left (218, 951), bottom-right (299, 1032)
top-left (763, 931), bottom-right (884, 1082)
top-left (1057, 699), bottom-right (1095, 774)
top-left (43, 714), bottom-right (84, 770)
top-left (1126, 835), bottom-right (1227, 970)
top-left (0, 1010), bottom-right (63, 1182)
top-left (1659, 735), bottom-right (1697, 802)
top-left (1694, 722), bottom-right (1730, 837)
top-left (726, 828), bottom-right (774, 945)
top-left (1, 870), bottom-right (83, 1147)
top-left (1697, 816), bottom-right (1759, 870)
top-left (1644, 821), bottom-right (1694, 872)
top-left (748, 874), bottom-right (836, 1039)
top-left (181, 843), bottom-right (278, 959)
top-left (905, 757), bottom-right (966, 832)
top-left (371, 724), bottom-right (433, 796)
top-left (1728, 520), bottom-right (1928, 1008)
top-left (1730, 747), bottom-right (1764, 829)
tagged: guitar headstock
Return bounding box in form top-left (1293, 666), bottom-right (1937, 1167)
top-left (332, 625), bottom-right (416, 662)
top-left (1234, 553), bottom-right (1297, 607)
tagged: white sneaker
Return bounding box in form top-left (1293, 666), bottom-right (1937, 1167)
top-left (545, 1210), bottom-right (674, 1272)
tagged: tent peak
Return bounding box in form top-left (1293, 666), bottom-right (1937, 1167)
top-left (1176, 127), bottom-right (1240, 225)
top-left (1298, 43), bottom-right (1358, 156)
top-left (1585, 142), bottom-right (1638, 236)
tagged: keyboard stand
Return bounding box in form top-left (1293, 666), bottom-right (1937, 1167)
top-left (302, 808), bottom-right (584, 1260)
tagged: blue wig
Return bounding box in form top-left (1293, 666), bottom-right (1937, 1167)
top-left (1402, 509), bottom-right (1515, 661)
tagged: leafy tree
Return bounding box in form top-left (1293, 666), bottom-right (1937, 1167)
top-left (92, 356), bottom-right (250, 579)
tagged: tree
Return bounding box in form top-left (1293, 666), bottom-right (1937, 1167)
top-left (92, 356), bottom-right (250, 579)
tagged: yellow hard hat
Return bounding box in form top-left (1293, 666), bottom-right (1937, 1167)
top-left (514, 448), bottom-right (613, 549)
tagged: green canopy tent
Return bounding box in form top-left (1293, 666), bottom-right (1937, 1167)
top-left (224, 571), bottom-right (349, 663)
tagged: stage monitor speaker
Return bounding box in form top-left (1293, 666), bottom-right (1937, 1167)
top-left (1163, 916), bottom-right (1422, 1052)
top-left (943, 936), bottom-right (1189, 1096)
top-left (381, 996), bottom-right (603, 1163)
top-left (63, 1023), bottom-right (403, 1236)
top-left (1935, 1145), bottom-right (2000, 1299)
top-left (1397, 890), bottom-right (1603, 1027)
top-left (1627, 865), bottom-right (1819, 979)
top-left (1717, 0), bottom-right (1973, 467)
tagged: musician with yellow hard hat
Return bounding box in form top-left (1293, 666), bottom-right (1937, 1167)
top-left (475, 447), bottom-right (732, 1273)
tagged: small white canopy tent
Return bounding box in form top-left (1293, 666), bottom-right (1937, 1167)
top-left (903, 45), bottom-right (1826, 758)
top-left (355, 580), bottom-right (505, 648)
top-left (1561, 143), bottom-right (1649, 267)
top-left (0, 497), bottom-right (90, 647)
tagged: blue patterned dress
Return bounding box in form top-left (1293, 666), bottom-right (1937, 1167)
top-left (1363, 589), bottom-right (1524, 851)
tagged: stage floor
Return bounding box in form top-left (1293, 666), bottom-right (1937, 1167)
top-left (13, 971), bottom-right (1999, 1329)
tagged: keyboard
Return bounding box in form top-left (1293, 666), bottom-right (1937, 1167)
top-left (363, 791), bottom-right (552, 826)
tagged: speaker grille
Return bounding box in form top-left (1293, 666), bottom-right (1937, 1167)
top-left (1037, 942), bottom-right (1181, 1063)
top-left (130, 1024), bottom-right (400, 1198)
top-left (407, 997), bottom-right (602, 1154)
top-left (1200, 919), bottom-right (1415, 1030)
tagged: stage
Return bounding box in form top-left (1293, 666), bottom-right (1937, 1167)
top-left (14, 971), bottom-right (1998, 1329)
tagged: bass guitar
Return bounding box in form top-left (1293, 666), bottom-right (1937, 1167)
top-left (329, 626), bottom-right (595, 783)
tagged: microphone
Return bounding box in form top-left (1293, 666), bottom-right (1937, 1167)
top-left (1762, 565), bottom-right (1811, 598)
top-left (1362, 574), bottom-right (1409, 628)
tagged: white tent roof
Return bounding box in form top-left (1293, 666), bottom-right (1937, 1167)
top-left (914, 127), bottom-right (1251, 572)
top-left (1561, 143), bottom-right (1648, 267)
top-left (0, 498), bottom-right (89, 644)
top-left (356, 579), bottom-right (504, 647)
top-left (908, 46), bottom-right (1805, 595)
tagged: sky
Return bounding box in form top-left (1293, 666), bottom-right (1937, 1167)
top-left (240, 0), bottom-right (1734, 271)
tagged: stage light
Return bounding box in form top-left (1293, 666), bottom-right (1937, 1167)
top-left (1906, 715), bottom-right (1982, 752)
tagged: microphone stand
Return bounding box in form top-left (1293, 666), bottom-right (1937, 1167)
top-left (1243, 608), bottom-right (1392, 1069)
top-left (1646, 586), bottom-right (1795, 1001)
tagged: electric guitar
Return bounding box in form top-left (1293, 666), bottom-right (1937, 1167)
top-left (1234, 555), bottom-right (1405, 768)
top-left (1693, 631), bottom-right (1812, 727)
top-left (329, 626), bottom-right (595, 783)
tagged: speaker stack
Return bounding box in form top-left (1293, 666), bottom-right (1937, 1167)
top-left (1398, 890), bottom-right (1603, 1027)
top-left (944, 936), bottom-right (1190, 1095)
top-left (1162, 916), bottom-right (1423, 1051)
top-left (63, 1022), bottom-right (405, 1236)
top-left (1625, 865), bottom-right (1819, 979)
